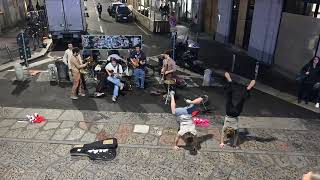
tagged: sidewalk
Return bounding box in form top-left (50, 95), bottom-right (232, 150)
top-left (0, 27), bottom-right (51, 67)
top-left (175, 25), bottom-right (320, 113)
top-left (0, 106), bottom-right (319, 179)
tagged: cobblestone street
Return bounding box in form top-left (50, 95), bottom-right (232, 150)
top-left (0, 107), bottom-right (319, 179)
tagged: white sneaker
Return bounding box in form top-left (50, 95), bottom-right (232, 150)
top-left (70, 96), bottom-right (78, 100)
top-left (119, 83), bottom-right (124, 90)
top-left (316, 103), bottom-right (319, 108)
top-left (94, 92), bottom-right (104, 97)
top-left (79, 93), bottom-right (86, 97)
top-left (184, 99), bottom-right (193, 104)
top-left (112, 96), bottom-right (117, 102)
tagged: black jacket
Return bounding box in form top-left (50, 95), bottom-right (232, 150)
top-left (300, 61), bottom-right (320, 83)
top-left (97, 5), bottom-right (102, 12)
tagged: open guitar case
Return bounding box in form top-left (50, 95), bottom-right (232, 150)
top-left (70, 138), bottom-right (118, 161)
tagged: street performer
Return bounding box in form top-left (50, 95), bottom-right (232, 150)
top-left (105, 58), bottom-right (125, 102)
top-left (160, 51), bottom-right (176, 81)
top-left (130, 46), bottom-right (146, 89)
top-left (220, 72), bottom-right (255, 149)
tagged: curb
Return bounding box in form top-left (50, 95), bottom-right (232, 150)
top-left (0, 39), bottom-right (53, 72)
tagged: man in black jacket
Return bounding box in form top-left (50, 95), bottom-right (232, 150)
top-left (97, 3), bottom-right (103, 18)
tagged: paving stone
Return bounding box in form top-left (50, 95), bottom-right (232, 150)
top-left (132, 173), bottom-right (147, 180)
top-left (4, 165), bottom-right (25, 180)
top-left (114, 124), bottom-right (133, 144)
top-left (111, 171), bottom-right (130, 180)
top-left (129, 113), bottom-right (147, 124)
top-left (229, 166), bottom-right (251, 180)
top-left (149, 126), bottom-right (163, 136)
top-left (51, 128), bottom-right (71, 140)
top-left (5, 128), bottom-right (23, 138)
top-left (273, 155), bottom-right (291, 168)
top-left (58, 110), bottom-right (84, 121)
top-left (18, 128), bottom-right (39, 139)
top-left (273, 140), bottom-right (290, 152)
top-left (144, 134), bottom-right (159, 145)
top-left (0, 107), bottom-right (24, 118)
top-left (79, 121), bottom-right (90, 130)
top-left (246, 154), bottom-right (263, 167)
top-left (159, 134), bottom-right (175, 146)
top-left (77, 170), bottom-right (94, 180)
top-left (162, 127), bottom-right (177, 135)
top-left (116, 148), bottom-right (138, 163)
top-left (288, 155), bottom-right (309, 169)
top-left (102, 123), bottom-right (119, 135)
top-left (0, 119), bottom-right (16, 127)
top-left (58, 169), bottom-right (77, 180)
top-left (26, 121), bottom-right (46, 130)
top-left (69, 160), bottom-right (90, 172)
top-left (35, 129), bottom-right (56, 140)
top-left (20, 142), bottom-right (42, 155)
top-left (38, 167), bottom-right (60, 180)
top-left (60, 121), bottom-right (76, 128)
top-left (95, 170), bottom-right (111, 180)
top-left (207, 128), bottom-right (221, 141)
top-left (43, 122), bottom-right (61, 130)
top-left (152, 166), bottom-right (175, 178)
top-left (20, 169), bottom-right (41, 180)
top-left (51, 157), bottom-right (74, 172)
top-left (37, 143), bottom-right (59, 156)
top-left (176, 161), bottom-right (199, 177)
top-left (96, 130), bottom-right (112, 141)
top-left (81, 132), bottom-right (97, 142)
top-left (10, 121), bottom-right (28, 129)
top-left (89, 124), bottom-right (105, 134)
top-left (136, 161), bottom-right (158, 176)
top-left (54, 144), bottom-right (73, 156)
top-left (194, 161), bottom-right (216, 179)
top-left (15, 108), bottom-right (63, 119)
top-left (127, 133), bottom-right (145, 144)
top-left (134, 124), bottom-right (150, 134)
top-left (258, 154), bottom-right (275, 167)
top-left (135, 148), bottom-right (151, 161)
top-left (65, 128), bottom-right (85, 141)
top-left (246, 167), bottom-right (273, 180)
top-left (165, 150), bottom-right (185, 161)
top-left (121, 159), bottom-right (142, 174)
top-left (0, 127), bottom-right (9, 137)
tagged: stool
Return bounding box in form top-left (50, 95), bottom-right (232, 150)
top-left (164, 79), bottom-right (176, 104)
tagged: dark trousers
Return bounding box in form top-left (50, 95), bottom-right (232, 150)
top-left (98, 11), bottom-right (102, 18)
top-left (298, 81), bottom-right (314, 102)
top-left (225, 82), bottom-right (250, 117)
top-left (96, 73), bottom-right (107, 93)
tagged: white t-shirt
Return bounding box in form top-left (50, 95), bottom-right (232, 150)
top-left (105, 63), bottom-right (123, 74)
top-left (178, 115), bottom-right (197, 136)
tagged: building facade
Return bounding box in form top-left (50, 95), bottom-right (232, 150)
top-left (199, 0), bottom-right (320, 78)
top-left (0, 0), bottom-right (44, 34)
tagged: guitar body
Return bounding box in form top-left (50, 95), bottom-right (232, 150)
top-left (70, 138), bottom-right (118, 161)
top-left (130, 58), bottom-right (140, 68)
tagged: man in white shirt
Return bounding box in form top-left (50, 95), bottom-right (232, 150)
top-left (105, 58), bottom-right (124, 102)
top-left (63, 42), bottom-right (73, 80)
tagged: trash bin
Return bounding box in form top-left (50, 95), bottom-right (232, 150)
top-left (54, 61), bottom-right (68, 81)
top-left (14, 64), bottom-right (25, 81)
top-left (202, 69), bottom-right (212, 86)
top-left (48, 64), bottom-right (58, 82)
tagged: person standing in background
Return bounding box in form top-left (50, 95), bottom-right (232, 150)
top-left (97, 3), bottom-right (103, 19)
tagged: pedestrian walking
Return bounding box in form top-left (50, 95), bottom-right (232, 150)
top-left (70, 48), bottom-right (88, 100)
top-left (159, 4), bottom-right (165, 20)
top-left (220, 72), bottom-right (255, 149)
top-left (97, 3), bottom-right (103, 19)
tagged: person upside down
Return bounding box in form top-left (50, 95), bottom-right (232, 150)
top-left (220, 72), bottom-right (256, 149)
top-left (169, 90), bottom-right (208, 151)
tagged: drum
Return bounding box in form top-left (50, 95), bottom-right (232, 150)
top-left (164, 79), bottom-right (175, 85)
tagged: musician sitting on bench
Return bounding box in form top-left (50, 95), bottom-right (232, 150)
top-left (170, 90), bottom-right (208, 152)
top-left (95, 58), bottom-right (124, 102)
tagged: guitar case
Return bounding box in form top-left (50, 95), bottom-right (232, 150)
top-left (70, 138), bottom-right (118, 161)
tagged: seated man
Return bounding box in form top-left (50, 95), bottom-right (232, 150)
top-left (160, 52), bottom-right (176, 80)
top-left (105, 58), bottom-right (124, 102)
top-left (170, 90), bottom-right (208, 152)
top-left (220, 72), bottom-right (255, 149)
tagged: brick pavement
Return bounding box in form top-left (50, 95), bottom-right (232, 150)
top-left (0, 106), bottom-right (319, 179)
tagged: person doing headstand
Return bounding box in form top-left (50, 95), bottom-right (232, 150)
top-left (220, 72), bottom-right (255, 149)
top-left (169, 90), bottom-right (208, 151)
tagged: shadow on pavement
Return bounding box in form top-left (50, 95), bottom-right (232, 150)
top-left (11, 80), bottom-right (31, 96)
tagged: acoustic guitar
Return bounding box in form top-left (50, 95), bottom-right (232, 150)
top-left (130, 58), bottom-right (140, 68)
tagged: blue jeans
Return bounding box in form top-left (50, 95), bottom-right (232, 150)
top-left (175, 104), bottom-right (198, 116)
top-left (107, 76), bottom-right (121, 97)
top-left (134, 68), bottom-right (145, 88)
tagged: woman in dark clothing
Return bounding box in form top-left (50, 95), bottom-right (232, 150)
top-left (297, 56), bottom-right (320, 104)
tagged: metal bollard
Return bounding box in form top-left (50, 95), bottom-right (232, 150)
top-left (231, 54), bottom-right (236, 72)
top-left (202, 69), bottom-right (212, 86)
top-left (14, 63), bottom-right (25, 81)
top-left (254, 61), bottom-right (260, 80)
